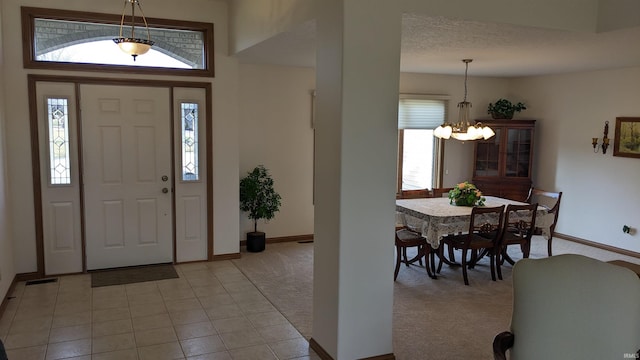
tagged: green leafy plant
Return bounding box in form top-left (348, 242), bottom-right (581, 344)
top-left (240, 165), bottom-right (282, 232)
top-left (449, 181), bottom-right (486, 206)
top-left (487, 99), bottom-right (526, 119)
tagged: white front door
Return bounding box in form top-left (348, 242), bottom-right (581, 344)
top-left (81, 85), bottom-right (173, 270)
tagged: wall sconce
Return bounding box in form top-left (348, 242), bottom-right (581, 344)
top-left (592, 121), bottom-right (610, 154)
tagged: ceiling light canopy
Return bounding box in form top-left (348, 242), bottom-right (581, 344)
top-left (434, 59), bottom-right (495, 141)
top-left (113, 0), bottom-right (154, 61)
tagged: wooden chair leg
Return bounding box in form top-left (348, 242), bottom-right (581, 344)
top-left (429, 247), bottom-right (437, 278)
top-left (402, 248), bottom-right (409, 267)
top-left (394, 245), bottom-right (402, 281)
top-left (448, 242), bottom-right (456, 263)
top-left (461, 249), bottom-right (470, 285)
top-left (502, 250), bottom-right (516, 265)
top-left (468, 249), bottom-right (478, 269)
top-left (523, 240), bottom-right (531, 259)
top-left (422, 246), bottom-right (435, 279)
top-left (490, 251), bottom-right (496, 281)
top-left (547, 236), bottom-right (553, 257)
top-left (496, 250), bottom-right (503, 280)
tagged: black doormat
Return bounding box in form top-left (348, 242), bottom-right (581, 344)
top-left (91, 264), bottom-right (179, 287)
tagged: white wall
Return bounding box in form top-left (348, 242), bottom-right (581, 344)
top-left (513, 66), bottom-right (640, 252)
top-left (229, 0), bottom-right (315, 54)
top-left (1, 0), bottom-right (240, 275)
top-left (238, 64), bottom-right (315, 239)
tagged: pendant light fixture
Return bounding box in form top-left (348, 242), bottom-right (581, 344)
top-left (434, 59), bottom-right (495, 141)
top-left (113, 0), bottom-right (154, 61)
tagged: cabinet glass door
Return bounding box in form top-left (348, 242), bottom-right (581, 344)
top-left (474, 128), bottom-right (501, 176)
top-left (505, 128), bottom-right (531, 177)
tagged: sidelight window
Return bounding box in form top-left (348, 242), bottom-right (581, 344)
top-left (47, 98), bottom-right (71, 185)
top-left (181, 102), bottom-right (199, 181)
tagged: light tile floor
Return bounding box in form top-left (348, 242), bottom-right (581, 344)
top-left (0, 260), bottom-right (320, 360)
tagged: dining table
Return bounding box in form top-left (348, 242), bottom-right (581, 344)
top-left (395, 196), bottom-right (553, 250)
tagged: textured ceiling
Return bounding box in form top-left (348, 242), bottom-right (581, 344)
top-left (234, 14), bottom-right (640, 77)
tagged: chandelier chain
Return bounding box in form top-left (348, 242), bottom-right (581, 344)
top-left (463, 60), bottom-right (469, 103)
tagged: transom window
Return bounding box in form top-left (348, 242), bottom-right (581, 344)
top-left (22, 7), bottom-right (214, 77)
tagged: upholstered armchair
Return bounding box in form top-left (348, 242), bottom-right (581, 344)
top-left (493, 254), bottom-right (640, 360)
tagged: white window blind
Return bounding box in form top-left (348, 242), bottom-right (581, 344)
top-left (398, 95), bottom-right (448, 129)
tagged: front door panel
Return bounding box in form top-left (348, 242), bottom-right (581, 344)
top-left (81, 85), bottom-right (173, 270)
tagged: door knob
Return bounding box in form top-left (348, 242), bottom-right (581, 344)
top-left (162, 188), bottom-right (169, 194)
top-left (161, 175), bottom-right (168, 182)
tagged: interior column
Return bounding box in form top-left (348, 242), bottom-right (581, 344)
top-left (312, 0), bottom-right (401, 358)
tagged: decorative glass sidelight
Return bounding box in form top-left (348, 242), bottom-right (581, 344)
top-left (181, 102), bottom-right (199, 181)
top-left (47, 98), bottom-right (71, 185)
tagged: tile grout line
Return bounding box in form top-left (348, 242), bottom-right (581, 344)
top-left (229, 258), bottom-right (309, 359)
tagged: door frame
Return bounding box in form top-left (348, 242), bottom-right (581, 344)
top-left (27, 74), bottom-right (213, 277)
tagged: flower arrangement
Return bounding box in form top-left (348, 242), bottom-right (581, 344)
top-left (449, 181), bottom-right (486, 206)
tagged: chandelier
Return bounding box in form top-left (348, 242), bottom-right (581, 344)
top-left (113, 0), bottom-right (154, 61)
top-left (434, 59), bottom-right (495, 141)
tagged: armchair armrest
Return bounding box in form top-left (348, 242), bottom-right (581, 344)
top-left (493, 331), bottom-right (514, 360)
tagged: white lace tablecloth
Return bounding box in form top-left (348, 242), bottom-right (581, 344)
top-left (396, 196), bottom-right (552, 249)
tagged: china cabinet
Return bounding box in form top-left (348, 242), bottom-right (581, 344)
top-left (472, 119), bottom-right (535, 201)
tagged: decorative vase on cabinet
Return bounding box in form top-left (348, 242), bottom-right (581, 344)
top-left (472, 119), bottom-right (535, 202)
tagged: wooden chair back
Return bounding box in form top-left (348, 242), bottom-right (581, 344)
top-left (525, 187), bottom-right (562, 256)
top-left (527, 188), bottom-right (562, 230)
top-left (498, 203), bottom-right (538, 267)
top-left (398, 189), bottom-right (433, 199)
top-left (502, 203), bottom-right (538, 244)
top-left (464, 205), bottom-right (505, 247)
top-left (432, 187), bottom-right (454, 198)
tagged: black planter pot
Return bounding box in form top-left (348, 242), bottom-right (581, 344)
top-left (246, 231), bottom-right (266, 252)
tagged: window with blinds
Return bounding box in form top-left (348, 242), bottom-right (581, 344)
top-left (397, 95), bottom-right (448, 193)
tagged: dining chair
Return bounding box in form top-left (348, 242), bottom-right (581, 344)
top-left (526, 188), bottom-right (562, 256)
top-left (497, 203), bottom-right (538, 279)
top-left (437, 205), bottom-right (505, 285)
top-left (398, 188), bottom-right (434, 199)
top-left (394, 227), bottom-right (435, 280)
top-left (432, 187), bottom-right (454, 198)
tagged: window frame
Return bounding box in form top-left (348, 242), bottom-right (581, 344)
top-left (396, 95), bottom-right (448, 198)
top-left (21, 6), bottom-right (215, 77)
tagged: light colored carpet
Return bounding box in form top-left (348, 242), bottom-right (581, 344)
top-left (232, 236), bottom-right (640, 359)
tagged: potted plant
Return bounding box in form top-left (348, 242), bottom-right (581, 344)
top-left (239, 165), bottom-right (282, 252)
top-left (487, 99), bottom-right (526, 119)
